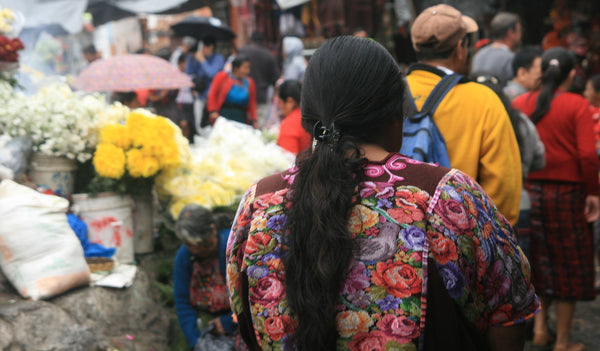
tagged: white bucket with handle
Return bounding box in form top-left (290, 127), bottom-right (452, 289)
top-left (71, 192), bottom-right (135, 264)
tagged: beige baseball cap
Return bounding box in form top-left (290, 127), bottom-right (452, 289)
top-left (411, 4), bottom-right (478, 53)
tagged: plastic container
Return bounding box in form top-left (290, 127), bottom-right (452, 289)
top-left (71, 192), bottom-right (135, 264)
top-left (29, 152), bottom-right (77, 198)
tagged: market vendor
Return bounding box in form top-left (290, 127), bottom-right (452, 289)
top-left (173, 204), bottom-right (238, 350)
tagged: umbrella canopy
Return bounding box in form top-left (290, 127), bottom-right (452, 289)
top-left (72, 54), bottom-right (193, 92)
top-left (171, 16), bottom-right (235, 41)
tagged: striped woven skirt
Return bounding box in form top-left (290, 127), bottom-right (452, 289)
top-left (526, 180), bottom-right (595, 300)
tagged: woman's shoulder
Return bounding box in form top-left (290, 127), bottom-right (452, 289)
top-left (254, 168), bottom-right (297, 197)
top-left (368, 153), bottom-right (452, 194)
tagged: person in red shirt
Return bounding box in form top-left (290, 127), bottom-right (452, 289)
top-left (583, 74), bottom-right (600, 151)
top-left (583, 74), bottom-right (600, 294)
top-left (276, 80), bottom-right (311, 155)
top-left (513, 47), bottom-right (600, 351)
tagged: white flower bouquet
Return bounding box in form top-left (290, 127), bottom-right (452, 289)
top-left (0, 81), bottom-right (107, 162)
top-left (155, 118), bottom-right (295, 218)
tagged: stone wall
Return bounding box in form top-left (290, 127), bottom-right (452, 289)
top-left (0, 264), bottom-right (174, 351)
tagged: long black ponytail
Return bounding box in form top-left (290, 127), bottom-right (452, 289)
top-left (530, 47), bottom-right (575, 124)
top-left (282, 36), bottom-right (405, 350)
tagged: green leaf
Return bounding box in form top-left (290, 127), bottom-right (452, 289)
top-left (370, 285), bottom-right (388, 302)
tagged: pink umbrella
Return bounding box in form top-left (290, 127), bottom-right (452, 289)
top-left (72, 54), bottom-right (193, 92)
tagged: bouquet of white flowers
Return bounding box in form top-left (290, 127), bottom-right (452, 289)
top-left (0, 81), bottom-right (106, 162)
top-left (155, 118), bottom-right (295, 218)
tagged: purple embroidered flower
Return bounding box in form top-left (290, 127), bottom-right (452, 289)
top-left (342, 260), bottom-right (370, 294)
top-left (377, 198), bottom-right (393, 209)
top-left (444, 185), bottom-right (463, 202)
top-left (376, 295), bottom-right (401, 311)
top-left (484, 260), bottom-right (511, 306)
top-left (399, 226), bottom-right (426, 250)
top-left (248, 265), bottom-right (269, 279)
top-left (347, 290), bottom-right (372, 308)
top-left (262, 253), bottom-right (280, 264)
top-left (438, 262), bottom-right (466, 299)
top-left (267, 214), bottom-right (287, 231)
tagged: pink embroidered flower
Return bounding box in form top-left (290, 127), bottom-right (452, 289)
top-left (250, 273), bottom-right (285, 308)
top-left (343, 260), bottom-right (370, 294)
top-left (376, 314), bottom-right (419, 343)
top-left (255, 189), bottom-right (288, 209)
top-left (436, 198), bottom-right (475, 234)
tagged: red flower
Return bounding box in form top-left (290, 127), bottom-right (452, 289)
top-left (0, 36), bottom-right (24, 62)
top-left (264, 315), bottom-right (296, 341)
top-left (347, 330), bottom-right (387, 351)
top-left (246, 232), bottom-right (273, 255)
top-left (427, 231), bottom-right (458, 265)
top-left (371, 261), bottom-right (422, 298)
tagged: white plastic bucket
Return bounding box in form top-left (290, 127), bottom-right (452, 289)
top-left (71, 192), bottom-right (135, 264)
top-left (29, 152), bottom-right (77, 198)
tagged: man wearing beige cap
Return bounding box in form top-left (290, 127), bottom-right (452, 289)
top-left (406, 4), bottom-right (522, 228)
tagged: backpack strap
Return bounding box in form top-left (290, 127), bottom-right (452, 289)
top-left (415, 74), bottom-right (463, 119)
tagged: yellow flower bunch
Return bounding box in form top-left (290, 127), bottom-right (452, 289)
top-left (0, 8), bottom-right (15, 35)
top-left (126, 110), bottom-right (183, 169)
top-left (99, 123), bottom-right (131, 150)
top-left (92, 110), bottom-right (186, 183)
top-left (93, 143), bottom-right (125, 179)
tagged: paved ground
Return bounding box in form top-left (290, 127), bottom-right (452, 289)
top-left (524, 271), bottom-right (600, 351)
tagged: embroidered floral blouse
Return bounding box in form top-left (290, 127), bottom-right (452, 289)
top-left (226, 153), bottom-right (539, 350)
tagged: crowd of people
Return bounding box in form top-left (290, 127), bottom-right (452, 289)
top-left (136, 4), bottom-right (600, 351)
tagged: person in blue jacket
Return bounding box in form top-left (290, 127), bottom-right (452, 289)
top-left (173, 204), bottom-right (236, 350)
top-left (184, 36), bottom-right (226, 137)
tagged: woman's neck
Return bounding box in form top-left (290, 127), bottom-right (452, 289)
top-left (359, 143), bottom-right (393, 162)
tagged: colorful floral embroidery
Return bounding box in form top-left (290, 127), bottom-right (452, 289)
top-left (227, 153), bottom-right (539, 350)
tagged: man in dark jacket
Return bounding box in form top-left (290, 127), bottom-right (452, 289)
top-left (238, 31), bottom-right (279, 128)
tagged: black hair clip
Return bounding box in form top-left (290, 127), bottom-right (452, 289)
top-left (313, 121), bottom-right (341, 148)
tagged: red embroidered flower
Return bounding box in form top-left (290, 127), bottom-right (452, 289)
top-left (386, 205), bottom-right (424, 224)
top-left (264, 315), bottom-right (296, 341)
top-left (347, 330), bottom-right (387, 351)
top-left (427, 231), bottom-right (458, 265)
top-left (250, 273), bottom-right (285, 308)
top-left (246, 232), bottom-right (273, 255)
top-left (395, 189), bottom-right (429, 211)
top-left (371, 261), bottom-right (422, 298)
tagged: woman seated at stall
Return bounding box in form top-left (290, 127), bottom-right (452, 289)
top-left (173, 204), bottom-right (242, 350)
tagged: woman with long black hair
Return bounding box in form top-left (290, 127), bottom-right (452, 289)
top-left (513, 47), bottom-right (599, 351)
top-left (228, 36), bottom-right (538, 351)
